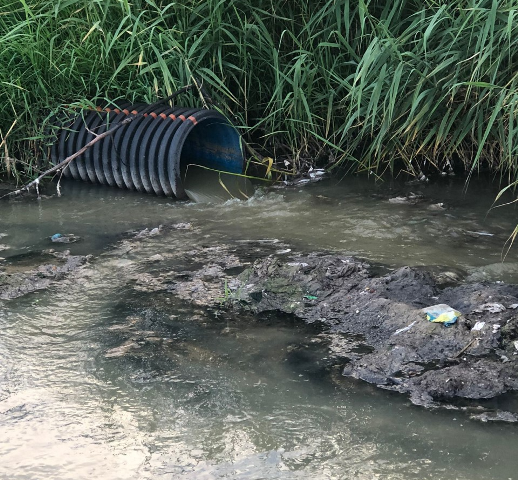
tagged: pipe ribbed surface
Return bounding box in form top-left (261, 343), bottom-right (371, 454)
top-left (51, 104), bottom-right (244, 198)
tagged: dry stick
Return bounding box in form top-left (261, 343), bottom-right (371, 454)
top-left (2, 117), bottom-right (132, 199)
top-left (192, 77), bottom-right (211, 110)
top-left (1, 84), bottom-right (194, 200)
top-left (0, 119), bottom-right (17, 176)
top-left (0, 119), bottom-right (17, 151)
top-left (454, 337), bottom-right (478, 358)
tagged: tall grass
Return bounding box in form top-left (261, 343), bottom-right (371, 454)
top-left (1, 0), bottom-right (518, 180)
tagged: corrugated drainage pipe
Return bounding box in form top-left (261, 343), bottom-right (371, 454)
top-left (51, 104), bottom-right (244, 199)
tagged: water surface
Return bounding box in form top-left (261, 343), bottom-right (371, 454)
top-left (1, 175), bottom-right (518, 479)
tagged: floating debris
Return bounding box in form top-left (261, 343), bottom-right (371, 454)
top-left (50, 233), bottom-right (80, 243)
top-left (135, 226), bottom-right (162, 238)
top-left (470, 411), bottom-right (518, 423)
top-left (308, 167), bottom-right (326, 179)
top-left (172, 222), bottom-right (193, 230)
top-left (388, 192), bottom-right (424, 205)
top-left (427, 202), bottom-right (446, 211)
top-left (466, 231), bottom-right (494, 237)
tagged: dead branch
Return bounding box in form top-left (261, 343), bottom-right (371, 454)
top-left (1, 84), bottom-right (194, 200)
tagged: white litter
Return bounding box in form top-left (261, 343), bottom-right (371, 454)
top-left (473, 303), bottom-right (506, 314)
top-left (472, 321), bottom-right (486, 331)
top-left (393, 321), bottom-right (417, 335)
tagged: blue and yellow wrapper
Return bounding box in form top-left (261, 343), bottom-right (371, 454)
top-left (422, 304), bottom-right (461, 327)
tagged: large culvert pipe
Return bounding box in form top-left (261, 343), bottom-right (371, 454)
top-left (51, 104), bottom-right (244, 199)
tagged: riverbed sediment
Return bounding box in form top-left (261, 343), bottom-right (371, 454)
top-left (3, 221), bottom-right (518, 421)
top-left (155, 238), bottom-right (518, 416)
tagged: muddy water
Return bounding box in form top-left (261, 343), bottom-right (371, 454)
top-left (1, 175), bottom-right (518, 479)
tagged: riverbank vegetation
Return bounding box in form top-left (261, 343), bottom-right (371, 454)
top-left (1, 0), bottom-right (518, 182)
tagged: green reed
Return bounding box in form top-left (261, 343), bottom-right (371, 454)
top-left (1, 0), bottom-right (518, 181)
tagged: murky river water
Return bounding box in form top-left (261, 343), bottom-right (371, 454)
top-left (1, 175), bottom-right (518, 479)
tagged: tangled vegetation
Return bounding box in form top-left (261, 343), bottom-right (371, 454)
top-left (1, 0), bottom-right (518, 181)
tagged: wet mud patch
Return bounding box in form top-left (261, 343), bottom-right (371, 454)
top-left (106, 224), bottom-right (518, 421)
top-left (7, 218), bottom-right (518, 421)
top-left (0, 249), bottom-right (89, 300)
top-left (245, 256), bottom-right (518, 418)
top-left (97, 285), bottom-right (339, 401)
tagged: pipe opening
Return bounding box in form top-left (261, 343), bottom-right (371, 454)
top-left (180, 118), bottom-right (243, 176)
top-left (51, 105), bottom-right (245, 200)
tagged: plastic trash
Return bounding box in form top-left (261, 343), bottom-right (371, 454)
top-left (472, 321), bottom-right (486, 331)
top-left (421, 304), bottom-right (461, 327)
top-left (50, 233), bottom-right (80, 243)
top-left (303, 295), bottom-right (318, 300)
top-left (473, 303), bottom-right (506, 314)
top-left (393, 320), bottom-right (417, 335)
